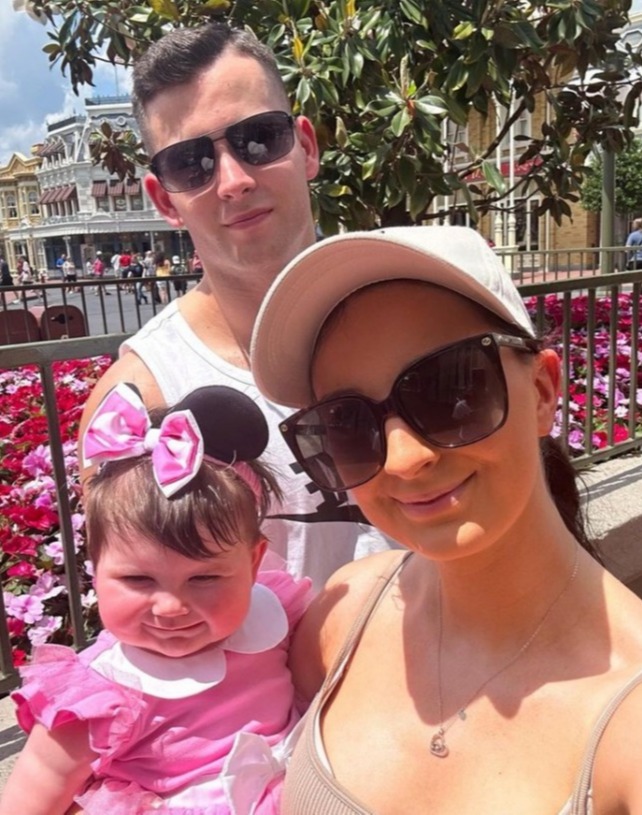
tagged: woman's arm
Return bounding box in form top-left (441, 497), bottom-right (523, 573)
top-left (0, 720), bottom-right (96, 815)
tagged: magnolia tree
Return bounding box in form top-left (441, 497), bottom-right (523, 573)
top-left (581, 138), bottom-right (642, 226)
top-left (17, 0), bottom-right (642, 233)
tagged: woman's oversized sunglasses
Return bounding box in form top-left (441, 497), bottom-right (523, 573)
top-left (280, 333), bottom-right (539, 492)
top-left (149, 110), bottom-right (295, 193)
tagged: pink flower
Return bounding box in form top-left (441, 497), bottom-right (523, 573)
top-left (22, 445), bottom-right (52, 477)
top-left (5, 594), bottom-right (45, 624)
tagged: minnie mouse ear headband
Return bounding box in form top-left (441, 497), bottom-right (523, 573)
top-left (83, 383), bottom-right (269, 499)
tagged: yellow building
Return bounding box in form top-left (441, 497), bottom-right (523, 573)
top-left (0, 151), bottom-right (43, 273)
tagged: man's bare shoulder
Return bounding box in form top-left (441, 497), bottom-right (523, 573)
top-left (77, 350), bottom-right (164, 482)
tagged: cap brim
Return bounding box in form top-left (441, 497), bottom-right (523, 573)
top-left (251, 229), bottom-right (533, 408)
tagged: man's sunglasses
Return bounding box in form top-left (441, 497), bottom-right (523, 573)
top-left (280, 333), bottom-right (539, 492)
top-left (150, 111), bottom-right (295, 193)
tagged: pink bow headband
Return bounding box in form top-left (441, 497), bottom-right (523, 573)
top-left (83, 383), bottom-right (264, 500)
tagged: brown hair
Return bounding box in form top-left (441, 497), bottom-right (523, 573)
top-left (84, 450), bottom-right (280, 565)
top-left (132, 23), bottom-right (290, 151)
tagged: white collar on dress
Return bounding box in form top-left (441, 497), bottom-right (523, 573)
top-left (90, 583), bottom-right (288, 699)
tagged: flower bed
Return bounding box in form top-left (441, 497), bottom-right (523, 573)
top-left (523, 292), bottom-right (642, 453)
top-left (1, 291), bottom-right (641, 663)
top-left (1, 356), bottom-right (111, 666)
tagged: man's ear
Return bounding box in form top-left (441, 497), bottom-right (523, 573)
top-left (533, 348), bottom-right (561, 437)
top-left (143, 172), bottom-right (185, 228)
top-left (295, 116), bottom-right (320, 182)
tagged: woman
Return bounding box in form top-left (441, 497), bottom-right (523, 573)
top-left (251, 226), bottom-right (642, 813)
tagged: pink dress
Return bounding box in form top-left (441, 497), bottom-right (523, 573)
top-left (13, 570), bottom-right (312, 815)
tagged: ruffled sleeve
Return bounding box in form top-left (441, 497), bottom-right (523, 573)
top-left (256, 570), bottom-right (313, 632)
top-left (12, 642), bottom-right (146, 771)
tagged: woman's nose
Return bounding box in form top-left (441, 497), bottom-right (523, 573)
top-left (382, 417), bottom-right (440, 479)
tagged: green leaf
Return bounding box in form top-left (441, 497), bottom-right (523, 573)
top-left (390, 107), bottom-right (412, 137)
top-left (453, 22), bottom-right (475, 40)
top-left (481, 161), bottom-right (507, 194)
top-left (149, 0), bottom-right (180, 20)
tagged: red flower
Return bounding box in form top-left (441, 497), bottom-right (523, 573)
top-left (2, 535), bottom-right (39, 557)
top-left (6, 562), bottom-right (37, 579)
top-left (7, 618), bottom-right (25, 638)
top-left (4, 506), bottom-right (59, 532)
top-left (11, 648), bottom-right (27, 666)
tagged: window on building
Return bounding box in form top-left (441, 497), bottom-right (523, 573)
top-left (114, 196), bottom-right (127, 212)
top-left (96, 196), bottom-right (110, 213)
top-left (28, 191), bottom-right (39, 215)
top-left (499, 108), bottom-right (531, 155)
top-left (6, 194), bottom-right (17, 219)
top-left (130, 195), bottom-right (144, 211)
top-left (493, 197), bottom-right (539, 250)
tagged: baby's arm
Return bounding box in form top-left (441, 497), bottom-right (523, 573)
top-left (0, 720), bottom-right (97, 815)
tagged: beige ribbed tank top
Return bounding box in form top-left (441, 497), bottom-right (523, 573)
top-left (282, 552), bottom-right (642, 815)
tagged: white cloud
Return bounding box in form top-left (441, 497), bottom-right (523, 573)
top-left (0, 8), bottom-right (127, 166)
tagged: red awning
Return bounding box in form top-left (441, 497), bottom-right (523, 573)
top-left (38, 189), bottom-right (54, 204)
top-left (108, 181), bottom-right (124, 196)
top-left (125, 179), bottom-right (141, 196)
top-left (59, 184), bottom-right (77, 202)
top-left (37, 139), bottom-right (64, 158)
top-left (91, 181), bottom-right (107, 197)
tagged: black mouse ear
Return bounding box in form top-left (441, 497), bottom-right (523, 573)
top-left (171, 386), bottom-right (269, 462)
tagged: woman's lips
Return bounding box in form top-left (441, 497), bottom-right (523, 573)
top-left (394, 474), bottom-right (473, 518)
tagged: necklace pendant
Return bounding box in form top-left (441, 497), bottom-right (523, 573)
top-left (429, 730), bottom-right (449, 758)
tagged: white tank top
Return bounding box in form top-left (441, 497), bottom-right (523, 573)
top-left (123, 302), bottom-right (398, 590)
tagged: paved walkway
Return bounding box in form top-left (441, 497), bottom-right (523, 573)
top-left (1, 452), bottom-right (642, 791)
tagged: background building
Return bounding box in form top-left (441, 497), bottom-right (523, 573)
top-left (1, 95), bottom-right (186, 274)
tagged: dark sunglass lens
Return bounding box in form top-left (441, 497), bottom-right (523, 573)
top-left (289, 398), bottom-right (383, 491)
top-left (156, 137), bottom-right (215, 192)
top-left (231, 113), bottom-right (294, 166)
top-left (398, 340), bottom-right (508, 447)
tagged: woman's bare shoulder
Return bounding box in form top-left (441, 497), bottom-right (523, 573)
top-left (289, 550), bottom-right (408, 705)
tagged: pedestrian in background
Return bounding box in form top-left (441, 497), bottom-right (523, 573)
top-left (0, 255), bottom-right (12, 287)
top-left (154, 251), bottom-right (171, 305)
top-left (625, 218), bottom-right (642, 270)
top-left (171, 254), bottom-right (187, 297)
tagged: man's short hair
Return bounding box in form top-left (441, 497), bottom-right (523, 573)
top-left (132, 22), bottom-right (290, 152)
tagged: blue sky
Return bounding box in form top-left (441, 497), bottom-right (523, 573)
top-left (2, 2), bottom-right (642, 167)
top-left (0, 5), bottom-right (130, 165)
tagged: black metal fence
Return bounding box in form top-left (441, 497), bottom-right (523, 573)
top-left (1, 261), bottom-right (642, 692)
top-left (0, 273), bottom-right (202, 346)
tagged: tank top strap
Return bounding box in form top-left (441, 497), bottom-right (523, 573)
top-left (319, 552), bottom-right (413, 704)
top-left (569, 667), bottom-right (642, 814)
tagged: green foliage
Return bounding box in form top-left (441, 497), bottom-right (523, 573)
top-left (25, 0), bottom-right (642, 231)
top-left (581, 139), bottom-right (642, 216)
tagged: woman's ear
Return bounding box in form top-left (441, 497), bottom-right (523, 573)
top-left (143, 173), bottom-right (185, 228)
top-left (533, 348), bottom-right (561, 437)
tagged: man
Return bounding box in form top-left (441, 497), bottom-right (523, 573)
top-left (79, 23), bottom-right (395, 587)
top-left (626, 218), bottom-right (642, 270)
top-left (55, 253), bottom-right (66, 279)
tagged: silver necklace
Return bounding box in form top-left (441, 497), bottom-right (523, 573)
top-left (429, 547), bottom-right (580, 758)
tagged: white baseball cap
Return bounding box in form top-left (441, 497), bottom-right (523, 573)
top-left (251, 226), bottom-right (535, 408)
